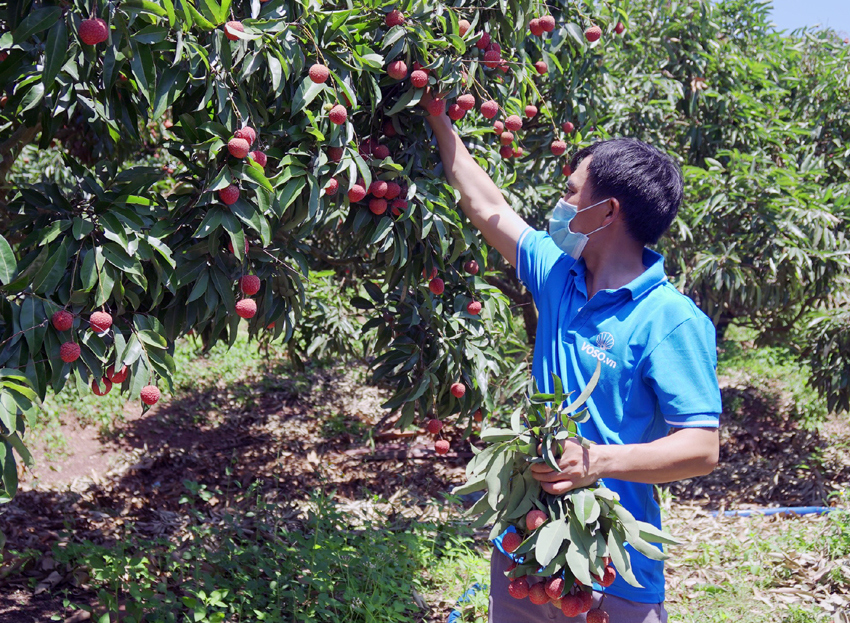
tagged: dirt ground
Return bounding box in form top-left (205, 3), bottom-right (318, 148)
top-left (1, 364), bottom-right (849, 622)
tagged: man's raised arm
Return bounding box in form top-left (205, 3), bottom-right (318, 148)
top-left (425, 103), bottom-right (531, 269)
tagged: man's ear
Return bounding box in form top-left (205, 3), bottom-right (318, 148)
top-left (604, 197), bottom-right (620, 225)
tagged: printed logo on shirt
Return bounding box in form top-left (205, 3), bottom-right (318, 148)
top-left (580, 338), bottom-right (617, 369)
top-left (595, 332), bottom-right (615, 351)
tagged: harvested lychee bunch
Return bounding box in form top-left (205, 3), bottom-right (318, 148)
top-left (466, 301), bottom-right (482, 315)
top-left (219, 184), bottom-right (240, 205)
top-left (309, 63), bottom-right (330, 84)
top-left (540, 15), bottom-right (556, 32)
top-left (551, 140), bottom-right (567, 156)
top-left (410, 69), bottom-right (428, 88)
top-left (329, 104), bottom-right (347, 125)
top-left (525, 105), bottom-right (538, 118)
top-left (89, 311), bottom-right (113, 333)
top-left (450, 382), bottom-right (466, 398)
top-left (250, 150), bottom-right (267, 167)
top-left (480, 100), bottom-right (498, 119)
top-left (240, 275), bottom-right (261, 296)
top-left (585, 25), bottom-right (602, 42)
top-left (228, 137), bottom-right (250, 158)
top-left (385, 8), bottom-right (404, 27)
top-left (224, 21), bottom-right (244, 41)
top-left (534, 60), bottom-right (548, 75)
top-left (387, 60), bottom-right (408, 80)
top-left (426, 418), bottom-right (443, 434)
top-left (59, 342), bottom-right (81, 363)
top-left (426, 97), bottom-right (445, 116)
top-left (508, 577), bottom-right (530, 599)
top-left (526, 509), bottom-right (548, 530)
top-left (107, 364), bottom-right (128, 384)
top-left (369, 198), bottom-right (387, 215)
top-left (504, 115), bottom-right (522, 131)
top-left (80, 18), bottom-right (108, 45)
top-left (92, 378), bottom-right (112, 396)
top-left (435, 439), bottom-right (450, 455)
top-left (235, 299), bottom-right (257, 319)
top-left (529, 583), bottom-right (548, 605)
top-left (348, 183), bottom-right (367, 202)
top-left (234, 126), bottom-right (256, 146)
top-left (325, 178), bottom-right (339, 196)
top-left (502, 531), bottom-right (522, 553)
top-left (429, 277), bottom-right (444, 294)
top-left (458, 19), bottom-right (471, 36)
top-left (51, 310), bottom-right (74, 332)
top-left (464, 259), bottom-right (479, 275)
top-left (448, 103), bottom-right (465, 120)
top-left (140, 385), bottom-right (161, 406)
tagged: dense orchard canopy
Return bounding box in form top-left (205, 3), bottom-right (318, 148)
top-left (0, 0), bottom-right (849, 510)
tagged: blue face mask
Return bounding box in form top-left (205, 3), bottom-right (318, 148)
top-left (548, 196), bottom-right (613, 259)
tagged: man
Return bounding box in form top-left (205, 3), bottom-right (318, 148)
top-left (424, 98), bottom-right (722, 622)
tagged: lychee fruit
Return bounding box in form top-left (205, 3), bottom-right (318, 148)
top-left (423, 266), bottom-right (438, 280)
top-left (107, 364), bottom-right (128, 384)
top-left (373, 144), bottom-right (390, 159)
top-left (467, 301), bottom-right (482, 315)
top-left (493, 120), bottom-right (505, 133)
top-left (525, 105), bottom-right (538, 118)
top-left (551, 140), bottom-right (567, 156)
top-left (325, 178), bottom-right (339, 196)
top-left (59, 342), bottom-right (81, 363)
top-left (309, 63), bottom-right (330, 84)
top-left (513, 147), bottom-right (524, 158)
top-left (464, 259), bottom-right (479, 274)
top-left (450, 382), bottom-right (466, 398)
top-left (329, 104), bottom-right (347, 125)
top-left (562, 121), bottom-right (575, 133)
top-left (473, 408), bottom-right (483, 422)
top-left (240, 275), bottom-right (261, 296)
top-left (328, 146), bottom-right (344, 162)
top-left (458, 19), bottom-right (471, 36)
top-left (80, 18), bottom-right (109, 45)
top-left (250, 151), bottom-right (267, 168)
top-left (426, 98), bottom-right (445, 116)
top-left (410, 70), bottom-right (428, 88)
top-left (598, 564), bottom-right (616, 587)
top-left (586, 609), bottom-right (610, 623)
top-left (390, 199), bottom-right (408, 215)
top-left (385, 9), bottom-right (405, 27)
top-left (578, 590), bottom-right (593, 613)
top-left (529, 583), bottom-right (549, 605)
top-left (529, 18), bottom-right (544, 37)
top-left (435, 439), bottom-right (450, 455)
top-left (526, 509), bottom-right (548, 531)
top-left (448, 104), bottom-right (465, 120)
top-left (228, 137), bottom-right (250, 158)
top-left (387, 60), bottom-right (408, 80)
top-left (234, 126), bottom-right (256, 146)
top-left (487, 41), bottom-right (502, 54)
top-left (92, 378), bottom-right (112, 396)
top-left (540, 15), bottom-right (556, 32)
top-left (500, 132), bottom-right (514, 146)
top-left (475, 32), bottom-right (491, 49)
top-left (369, 198), bottom-right (387, 215)
top-left (378, 182), bottom-right (398, 200)
top-left (224, 21), bottom-right (244, 41)
top-left (508, 577), bottom-right (530, 599)
top-left (52, 310), bottom-right (74, 332)
top-left (228, 238), bottom-right (250, 256)
top-left (502, 531), bottom-right (522, 553)
top-left (457, 94), bottom-right (476, 110)
top-left (561, 594), bottom-right (583, 617)
top-left (90, 311), bottom-right (113, 333)
top-left (480, 100), bottom-right (498, 119)
top-left (499, 59), bottom-right (510, 73)
top-left (140, 385), bottom-right (161, 405)
top-left (483, 49), bottom-right (501, 69)
top-left (369, 180), bottom-right (389, 198)
top-left (499, 145), bottom-right (514, 159)
top-left (235, 299), bottom-right (257, 319)
top-left (585, 25), bottom-right (602, 42)
top-left (544, 576), bottom-right (565, 600)
top-left (383, 120), bottom-right (397, 136)
top-left (219, 184), bottom-right (240, 205)
top-left (534, 60), bottom-right (548, 75)
top-left (426, 419), bottom-right (443, 434)
top-left (615, 21), bottom-right (625, 34)
top-left (429, 277), bottom-right (444, 295)
top-left (348, 184), bottom-right (367, 202)
top-left (504, 115), bottom-right (522, 131)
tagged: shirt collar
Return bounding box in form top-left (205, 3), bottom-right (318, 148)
top-left (569, 248), bottom-right (668, 300)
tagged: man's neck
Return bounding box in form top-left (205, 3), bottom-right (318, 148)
top-left (583, 239), bottom-right (647, 299)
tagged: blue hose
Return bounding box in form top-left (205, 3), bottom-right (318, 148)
top-left (709, 506), bottom-right (845, 517)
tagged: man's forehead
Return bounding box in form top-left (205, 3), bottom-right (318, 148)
top-left (567, 157), bottom-right (592, 191)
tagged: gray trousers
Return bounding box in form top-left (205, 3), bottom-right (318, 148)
top-left (489, 550), bottom-right (668, 623)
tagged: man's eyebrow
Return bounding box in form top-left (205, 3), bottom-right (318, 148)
top-left (566, 180), bottom-right (578, 192)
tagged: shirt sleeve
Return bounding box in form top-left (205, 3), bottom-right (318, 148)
top-left (515, 227), bottom-right (570, 303)
top-left (642, 315), bottom-right (722, 428)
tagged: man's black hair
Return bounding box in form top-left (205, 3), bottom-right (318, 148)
top-left (569, 138), bottom-right (683, 245)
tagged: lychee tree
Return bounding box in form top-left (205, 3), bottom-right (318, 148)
top-left (0, 0), bottom-right (625, 506)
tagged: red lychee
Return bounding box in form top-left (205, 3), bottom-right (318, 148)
top-left (540, 15), bottom-right (556, 32)
top-left (513, 146), bottom-right (524, 158)
top-left (529, 18), bottom-right (544, 37)
top-left (457, 94), bottom-right (476, 111)
top-left (325, 178), bottom-right (339, 196)
top-left (464, 259), bottom-right (479, 275)
top-left (423, 266), bottom-right (438, 280)
top-left (466, 301), bottom-right (482, 315)
top-left (578, 590), bottom-right (593, 613)
top-left (411, 70), bottom-right (428, 88)
top-left (534, 60), bottom-right (548, 75)
top-left (529, 583), bottom-right (549, 605)
top-left (383, 120), bottom-right (397, 136)
top-left (426, 419), bottom-right (443, 434)
top-left (107, 364), bottom-right (128, 384)
top-left (369, 198), bottom-right (387, 215)
top-left (387, 60), bottom-right (408, 80)
top-left (487, 42), bottom-right (502, 54)
top-left (373, 144), bottom-right (390, 159)
top-left (598, 564), bottom-right (616, 587)
top-left (426, 98), bottom-right (445, 116)
top-left (551, 140), bottom-right (567, 156)
top-left (140, 385), bottom-right (161, 405)
top-left (227, 138), bottom-right (250, 158)
top-left (391, 199), bottom-right (408, 215)
top-left (586, 609), bottom-right (610, 623)
top-left (499, 145), bottom-right (514, 159)
top-left (385, 9), bottom-right (405, 27)
top-left (500, 132), bottom-right (514, 146)
top-left (615, 21), bottom-right (625, 34)
top-left (480, 100), bottom-right (498, 119)
top-left (348, 184), bottom-right (367, 202)
top-left (80, 18), bottom-right (108, 45)
top-left (59, 342), bottom-right (81, 363)
top-left (561, 594), bottom-right (583, 617)
top-left (473, 408), bottom-right (483, 422)
top-left (329, 104), bottom-right (347, 125)
top-left (235, 299), bottom-right (257, 319)
top-left (219, 184), bottom-right (240, 205)
top-left (562, 121), bottom-right (575, 133)
top-left (483, 49), bottom-right (501, 69)
top-left (250, 151), bottom-right (267, 167)
top-left (493, 120), bottom-right (505, 133)
top-left (328, 146), bottom-right (344, 162)
top-left (585, 25), bottom-right (602, 42)
top-left (526, 509), bottom-right (548, 531)
top-left (309, 63), bottom-right (330, 84)
top-left (475, 32), bottom-right (491, 49)
top-left (52, 310), bottom-right (74, 332)
top-left (240, 275), bottom-right (261, 296)
top-left (502, 531), bottom-right (522, 553)
top-left (508, 577), bottom-right (529, 599)
top-left (384, 182), bottom-right (401, 200)
top-left (224, 21), bottom-right (244, 41)
top-left (234, 126), bottom-right (256, 146)
top-left (450, 382), bottom-right (466, 398)
top-left (369, 180), bottom-right (389, 198)
top-left (504, 115), bottom-right (522, 131)
top-left (525, 105), bottom-right (538, 118)
top-left (458, 19), bottom-right (471, 36)
top-left (435, 439), bottom-right (450, 455)
top-left (563, 163), bottom-right (572, 176)
top-left (448, 104), bottom-right (465, 120)
top-left (545, 576), bottom-right (565, 600)
top-left (429, 277), bottom-right (444, 295)
top-left (90, 311), bottom-right (113, 333)
top-left (92, 378), bottom-right (112, 396)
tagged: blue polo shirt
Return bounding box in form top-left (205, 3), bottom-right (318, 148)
top-left (509, 226), bottom-right (722, 604)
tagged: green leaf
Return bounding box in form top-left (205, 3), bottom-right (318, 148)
top-left (535, 518), bottom-right (567, 568)
top-left (385, 87), bottom-right (422, 117)
top-left (42, 19), bottom-right (67, 91)
top-left (572, 488), bottom-right (601, 526)
top-left (607, 529), bottom-right (642, 588)
top-left (125, 0), bottom-right (168, 17)
top-left (13, 7), bottom-right (62, 44)
top-left (561, 360), bottom-right (601, 414)
top-left (0, 234), bottom-right (17, 285)
top-left (291, 77), bottom-right (326, 115)
top-left (479, 427), bottom-right (518, 442)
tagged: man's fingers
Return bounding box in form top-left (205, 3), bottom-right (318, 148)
top-left (542, 481), bottom-right (574, 495)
